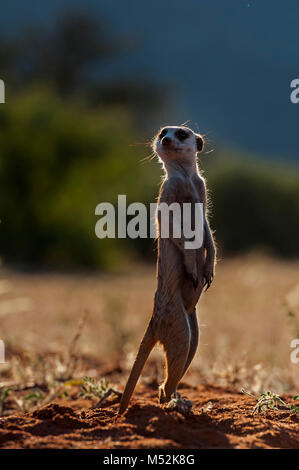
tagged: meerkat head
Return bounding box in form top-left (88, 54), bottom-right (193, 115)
top-left (152, 126), bottom-right (204, 166)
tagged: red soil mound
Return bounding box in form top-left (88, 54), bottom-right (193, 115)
top-left (0, 384), bottom-right (298, 449)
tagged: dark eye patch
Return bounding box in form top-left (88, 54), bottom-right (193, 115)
top-left (175, 129), bottom-right (189, 141)
top-left (159, 128), bottom-right (168, 139)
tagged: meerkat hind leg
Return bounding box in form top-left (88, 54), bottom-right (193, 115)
top-left (182, 309), bottom-right (199, 378)
top-left (159, 313), bottom-right (191, 404)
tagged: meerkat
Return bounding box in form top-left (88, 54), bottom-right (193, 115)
top-left (118, 125), bottom-right (216, 415)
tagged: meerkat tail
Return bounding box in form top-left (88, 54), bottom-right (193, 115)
top-left (119, 327), bottom-right (156, 415)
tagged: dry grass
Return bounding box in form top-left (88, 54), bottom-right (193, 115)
top-left (0, 254), bottom-right (298, 404)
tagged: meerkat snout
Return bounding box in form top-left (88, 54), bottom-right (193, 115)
top-left (161, 136), bottom-right (172, 147)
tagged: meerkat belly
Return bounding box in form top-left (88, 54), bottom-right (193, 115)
top-left (152, 239), bottom-right (188, 332)
top-left (158, 239), bottom-right (185, 290)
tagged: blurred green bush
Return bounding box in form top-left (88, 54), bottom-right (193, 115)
top-left (204, 152), bottom-right (299, 258)
top-left (0, 89), bottom-right (298, 270)
top-left (0, 88), bottom-right (159, 269)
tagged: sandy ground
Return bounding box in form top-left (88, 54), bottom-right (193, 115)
top-left (0, 255), bottom-right (298, 449)
top-left (0, 381), bottom-right (298, 449)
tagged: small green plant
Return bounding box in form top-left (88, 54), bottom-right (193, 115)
top-left (24, 389), bottom-right (45, 406)
top-left (79, 376), bottom-right (121, 408)
top-left (242, 388), bottom-right (299, 415)
top-left (14, 388), bottom-right (45, 413)
top-left (79, 376), bottom-right (110, 400)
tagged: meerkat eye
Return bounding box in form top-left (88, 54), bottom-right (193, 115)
top-left (175, 129), bottom-right (189, 141)
top-left (159, 129), bottom-right (168, 140)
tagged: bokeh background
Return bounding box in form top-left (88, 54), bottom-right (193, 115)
top-left (0, 0), bottom-right (299, 268)
top-left (0, 1), bottom-right (298, 394)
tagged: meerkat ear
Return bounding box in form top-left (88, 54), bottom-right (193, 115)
top-left (196, 135), bottom-right (204, 153)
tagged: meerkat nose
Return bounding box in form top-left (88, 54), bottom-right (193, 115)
top-left (162, 136), bottom-right (171, 146)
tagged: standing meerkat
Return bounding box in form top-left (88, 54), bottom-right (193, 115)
top-left (119, 125), bottom-right (216, 414)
